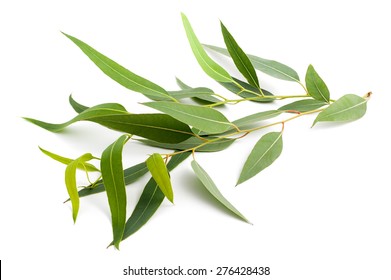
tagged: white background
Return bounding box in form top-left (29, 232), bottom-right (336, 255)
top-left (1, 0), bottom-right (390, 279)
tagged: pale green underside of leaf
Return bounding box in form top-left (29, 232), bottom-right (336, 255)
top-left (204, 44), bottom-right (300, 82)
top-left (221, 22), bottom-right (259, 88)
top-left (168, 87), bottom-right (213, 99)
top-left (278, 99), bottom-right (327, 113)
top-left (144, 101), bottom-right (233, 134)
top-left (237, 132), bottom-right (283, 185)
top-left (120, 152), bottom-right (191, 242)
top-left (146, 153), bottom-right (174, 203)
top-left (100, 135), bottom-right (128, 249)
top-left (138, 137), bottom-right (235, 152)
top-left (305, 65), bottom-right (330, 103)
top-left (233, 110), bottom-right (282, 127)
top-left (181, 14), bottom-right (232, 83)
top-left (313, 94), bottom-right (367, 126)
top-left (191, 160), bottom-right (249, 223)
top-left (175, 77), bottom-right (221, 104)
top-left (63, 33), bottom-right (174, 101)
top-left (39, 146), bottom-right (99, 172)
top-left (65, 153), bottom-right (94, 222)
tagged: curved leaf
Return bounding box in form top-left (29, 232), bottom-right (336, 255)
top-left (63, 33), bottom-right (176, 102)
top-left (120, 152), bottom-right (190, 242)
top-left (100, 135), bottom-right (129, 249)
top-left (279, 99), bottom-right (327, 113)
top-left (175, 77), bottom-right (221, 104)
top-left (65, 153), bottom-right (94, 222)
top-left (181, 13), bottom-right (232, 83)
top-left (138, 137), bottom-right (235, 152)
top-left (204, 44), bottom-right (300, 82)
top-left (39, 147), bottom-right (99, 172)
top-left (24, 103), bottom-right (129, 132)
top-left (168, 88), bottom-right (214, 99)
top-left (77, 162), bottom-right (148, 199)
top-left (312, 94), bottom-right (367, 126)
top-left (221, 22), bottom-right (259, 88)
top-left (25, 107), bottom-right (194, 143)
top-left (146, 153), bottom-right (173, 203)
top-left (191, 160), bottom-right (249, 223)
top-left (237, 132), bottom-right (283, 185)
top-left (144, 101), bottom-right (234, 134)
top-left (69, 95), bottom-right (89, 113)
top-left (305, 65), bottom-right (330, 103)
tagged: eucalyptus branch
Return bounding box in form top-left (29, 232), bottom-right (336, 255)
top-left (24, 13), bottom-right (370, 249)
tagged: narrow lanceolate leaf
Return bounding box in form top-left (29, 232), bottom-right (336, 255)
top-left (146, 153), bottom-right (173, 203)
top-left (63, 33), bottom-right (175, 102)
top-left (279, 99), bottom-right (327, 113)
top-left (220, 77), bottom-right (274, 103)
top-left (237, 132), bottom-right (283, 185)
top-left (175, 77), bottom-right (221, 104)
top-left (312, 94), bottom-right (367, 126)
top-left (144, 101), bottom-right (233, 134)
top-left (100, 135), bottom-right (129, 249)
top-left (24, 103), bottom-right (129, 132)
top-left (181, 13), bottom-right (232, 83)
top-left (120, 152), bottom-right (190, 242)
top-left (25, 106), bottom-right (193, 143)
top-left (221, 22), bottom-right (259, 88)
top-left (191, 160), bottom-right (249, 223)
top-left (65, 153), bottom-right (94, 222)
top-left (39, 147), bottom-right (99, 172)
top-left (77, 162), bottom-right (148, 199)
top-left (94, 114), bottom-right (193, 143)
top-left (204, 44), bottom-right (300, 82)
top-left (305, 65), bottom-right (330, 103)
top-left (233, 110), bottom-right (282, 128)
top-left (168, 88), bottom-right (214, 99)
top-left (138, 137), bottom-right (235, 152)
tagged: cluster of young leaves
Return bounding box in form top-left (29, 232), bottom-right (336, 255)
top-left (25, 13), bottom-right (369, 249)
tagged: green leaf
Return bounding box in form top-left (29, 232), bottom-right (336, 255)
top-left (237, 132), bottom-right (283, 185)
top-left (191, 160), bottom-right (249, 223)
top-left (146, 153), bottom-right (174, 203)
top-left (175, 77), bottom-right (221, 104)
top-left (120, 152), bottom-right (190, 242)
top-left (219, 77), bottom-right (274, 103)
top-left (77, 162), bottom-right (148, 199)
top-left (25, 105), bottom-right (194, 143)
top-left (100, 135), bottom-right (129, 249)
top-left (138, 137), bottom-right (235, 152)
top-left (279, 99), bottom-right (327, 113)
top-left (24, 103), bottom-right (129, 132)
top-left (144, 101), bottom-right (234, 134)
top-left (204, 44), bottom-right (300, 82)
top-left (94, 114), bottom-right (193, 143)
top-left (305, 65), bottom-right (330, 103)
top-left (312, 94), bottom-right (367, 126)
top-left (233, 110), bottom-right (282, 128)
top-left (221, 22), bottom-right (259, 88)
top-left (181, 13), bottom-right (232, 83)
top-left (39, 147), bottom-right (99, 172)
top-left (63, 33), bottom-right (176, 102)
top-left (168, 88), bottom-right (214, 99)
top-left (65, 153), bottom-right (94, 222)
top-left (69, 94), bottom-right (89, 113)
